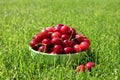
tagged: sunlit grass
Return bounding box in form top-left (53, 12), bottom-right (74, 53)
top-left (0, 0), bottom-right (120, 79)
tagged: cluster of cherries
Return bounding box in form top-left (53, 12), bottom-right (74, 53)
top-left (76, 62), bottom-right (95, 72)
top-left (30, 24), bottom-right (90, 54)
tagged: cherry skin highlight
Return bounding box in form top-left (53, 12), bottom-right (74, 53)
top-left (64, 47), bottom-right (73, 54)
top-left (86, 62), bottom-right (95, 71)
top-left (73, 44), bottom-right (81, 53)
top-left (60, 26), bottom-right (70, 34)
top-left (51, 32), bottom-right (61, 38)
top-left (79, 41), bottom-right (89, 51)
top-left (54, 24), bottom-right (64, 32)
top-left (53, 45), bottom-right (63, 54)
top-left (61, 34), bottom-right (69, 40)
top-left (30, 40), bottom-right (36, 48)
top-left (42, 39), bottom-right (51, 46)
top-left (51, 38), bottom-right (61, 45)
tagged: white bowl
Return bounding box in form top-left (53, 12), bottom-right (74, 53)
top-left (29, 46), bottom-right (85, 64)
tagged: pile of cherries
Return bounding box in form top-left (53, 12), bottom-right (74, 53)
top-left (30, 24), bottom-right (90, 54)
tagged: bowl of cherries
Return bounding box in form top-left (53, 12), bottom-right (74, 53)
top-left (29, 24), bottom-right (90, 64)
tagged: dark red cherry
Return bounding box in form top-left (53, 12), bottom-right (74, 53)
top-left (54, 24), bottom-right (64, 32)
top-left (42, 39), bottom-right (51, 46)
top-left (75, 34), bottom-right (84, 43)
top-left (39, 29), bottom-right (49, 39)
top-left (45, 27), bottom-right (54, 32)
top-left (53, 45), bottom-right (63, 54)
top-left (62, 39), bottom-right (72, 47)
top-left (38, 45), bottom-right (47, 52)
top-left (73, 44), bottom-right (81, 53)
top-left (60, 26), bottom-right (70, 34)
top-left (30, 40), bottom-right (36, 48)
top-left (51, 32), bottom-right (61, 38)
top-left (51, 38), bottom-right (61, 45)
top-left (64, 47), bottom-right (73, 53)
top-left (61, 34), bottom-right (69, 40)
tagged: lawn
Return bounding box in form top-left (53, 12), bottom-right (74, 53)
top-left (0, 0), bottom-right (120, 79)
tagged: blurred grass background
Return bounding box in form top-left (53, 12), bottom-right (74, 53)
top-left (0, 0), bottom-right (120, 79)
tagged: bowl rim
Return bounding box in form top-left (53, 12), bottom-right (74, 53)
top-left (29, 46), bottom-right (83, 56)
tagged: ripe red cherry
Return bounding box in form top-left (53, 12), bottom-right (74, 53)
top-left (39, 29), bottom-right (49, 39)
top-left (51, 52), bottom-right (57, 54)
top-left (38, 46), bottom-right (47, 52)
top-left (30, 40), bottom-right (36, 48)
top-left (61, 34), bottom-right (69, 40)
top-left (45, 27), bottom-right (54, 32)
top-left (62, 40), bottom-right (72, 47)
top-left (76, 64), bottom-right (86, 72)
top-left (79, 41), bottom-right (89, 51)
top-left (86, 62), bottom-right (95, 70)
top-left (75, 34), bottom-right (84, 43)
top-left (70, 39), bottom-right (77, 47)
top-left (64, 47), bottom-right (73, 53)
top-left (33, 34), bottom-right (42, 43)
top-left (53, 45), bottom-right (63, 54)
top-left (54, 24), bottom-right (64, 32)
top-left (83, 38), bottom-right (90, 45)
top-left (51, 32), bottom-right (61, 38)
top-left (51, 38), bottom-right (61, 45)
top-left (42, 39), bottom-right (51, 46)
top-left (73, 44), bottom-right (81, 53)
top-left (60, 26), bottom-right (70, 34)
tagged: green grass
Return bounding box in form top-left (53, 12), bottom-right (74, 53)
top-left (0, 0), bottom-right (120, 79)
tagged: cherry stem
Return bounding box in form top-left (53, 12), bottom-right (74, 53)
top-left (48, 32), bottom-right (53, 34)
top-left (44, 44), bottom-right (47, 53)
top-left (69, 30), bottom-right (73, 40)
top-left (35, 43), bottom-right (41, 47)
